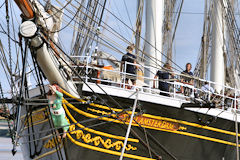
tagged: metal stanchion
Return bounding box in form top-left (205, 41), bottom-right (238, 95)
top-left (119, 89), bottom-right (139, 160)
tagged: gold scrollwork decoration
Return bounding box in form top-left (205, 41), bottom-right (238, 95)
top-left (68, 124), bottom-right (137, 151)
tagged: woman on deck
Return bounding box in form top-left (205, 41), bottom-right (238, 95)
top-left (47, 84), bottom-right (69, 138)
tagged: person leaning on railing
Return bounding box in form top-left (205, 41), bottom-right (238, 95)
top-left (153, 63), bottom-right (173, 96)
top-left (120, 45), bottom-right (138, 89)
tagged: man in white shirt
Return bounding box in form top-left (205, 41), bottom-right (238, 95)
top-left (200, 82), bottom-right (215, 101)
top-left (201, 82), bottom-right (214, 93)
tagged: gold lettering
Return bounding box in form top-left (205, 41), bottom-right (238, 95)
top-left (24, 112), bottom-right (46, 126)
top-left (151, 120), bottom-right (155, 126)
top-left (44, 138), bottom-right (61, 149)
top-left (143, 118), bottom-right (147, 125)
top-left (161, 121), bottom-right (166, 128)
top-left (153, 120), bottom-right (158, 127)
top-left (138, 118), bottom-right (144, 125)
top-left (169, 123), bottom-right (174, 130)
top-left (165, 122), bottom-right (169, 129)
top-left (146, 119), bottom-right (150, 125)
top-left (157, 121), bottom-right (162, 128)
top-left (134, 116), bottom-right (140, 123)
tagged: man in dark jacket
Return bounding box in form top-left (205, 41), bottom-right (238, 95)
top-left (121, 45), bottom-right (138, 88)
top-left (154, 63), bottom-right (173, 96)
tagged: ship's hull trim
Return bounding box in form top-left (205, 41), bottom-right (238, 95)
top-left (19, 87), bottom-right (240, 160)
top-left (82, 83), bottom-right (240, 122)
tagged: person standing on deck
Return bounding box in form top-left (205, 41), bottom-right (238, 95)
top-left (120, 45), bottom-right (138, 89)
top-left (181, 63), bottom-right (193, 83)
top-left (47, 84), bottom-right (69, 138)
top-left (181, 63), bottom-right (194, 96)
top-left (153, 63), bottom-right (173, 96)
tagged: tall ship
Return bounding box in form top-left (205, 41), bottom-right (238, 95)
top-left (1, 0), bottom-right (240, 159)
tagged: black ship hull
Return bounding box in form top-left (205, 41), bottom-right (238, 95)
top-left (20, 91), bottom-right (240, 160)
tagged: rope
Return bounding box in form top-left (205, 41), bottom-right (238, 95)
top-left (5, 0), bottom-right (16, 101)
top-left (86, 0), bottom-right (184, 72)
top-left (123, 0), bottom-right (133, 30)
top-left (61, 87), bottom-right (175, 159)
top-left (52, 0), bottom-right (185, 74)
top-left (19, 102), bottom-right (132, 138)
top-left (143, 120), bottom-right (152, 159)
top-left (32, 48), bottom-right (65, 159)
top-left (48, 0), bottom-right (153, 72)
top-left (98, 0), bottom-right (106, 27)
top-left (25, 87), bottom-right (42, 158)
top-left (9, 0), bottom-right (20, 74)
top-left (32, 1), bottom-right (180, 158)
top-left (18, 104), bottom-right (120, 144)
top-left (0, 82), bottom-right (14, 147)
top-left (26, 103), bottom-right (34, 158)
top-left (171, 0), bottom-right (184, 43)
top-left (45, 32), bottom-right (181, 158)
top-left (0, 2), bottom-right (4, 8)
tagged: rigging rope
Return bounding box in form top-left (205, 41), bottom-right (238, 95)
top-left (86, 0), bottom-right (184, 71)
top-left (5, 0), bottom-right (15, 99)
top-left (38, 34), bottom-right (167, 158)
top-left (171, 0), bottom-right (184, 43)
top-left (0, 2), bottom-right (4, 8)
top-left (19, 103), bottom-right (132, 138)
top-left (51, 1), bottom-right (180, 76)
top-left (18, 88), bottom-right (163, 159)
top-left (123, 0), bottom-right (133, 30)
top-left (52, 0), bottom-right (186, 74)
top-left (0, 82), bottom-right (15, 149)
top-left (11, 0), bottom-right (208, 159)
top-left (37, 0), bottom-right (212, 113)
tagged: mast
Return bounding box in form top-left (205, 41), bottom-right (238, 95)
top-left (200, 0), bottom-right (209, 79)
top-left (210, 0), bottom-right (225, 92)
top-left (135, 0), bottom-right (143, 59)
top-left (144, 0), bottom-right (164, 86)
top-left (14, 0), bottom-right (34, 19)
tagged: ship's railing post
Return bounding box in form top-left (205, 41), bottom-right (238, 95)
top-left (123, 62), bottom-right (127, 88)
top-left (85, 56), bottom-right (89, 83)
top-left (208, 81), bottom-right (211, 101)
top-left (222, 85), bottom-right (225, 110)
top-left (149, 66), bottom-right (152, 91)
top-left (173, 81), bottom-right (176, 98)
top-left (234, 87), bottom-right (239, 160)
top-left (119, 89), bottom-right (139, 160)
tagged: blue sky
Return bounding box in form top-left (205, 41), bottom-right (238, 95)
top-left (0, 0), bottom-right (205, 93)
top-left (175, 0), bottom-right (205, 69)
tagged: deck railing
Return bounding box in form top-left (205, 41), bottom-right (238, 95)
top-left (70, 56), bottom-right (240, 110)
